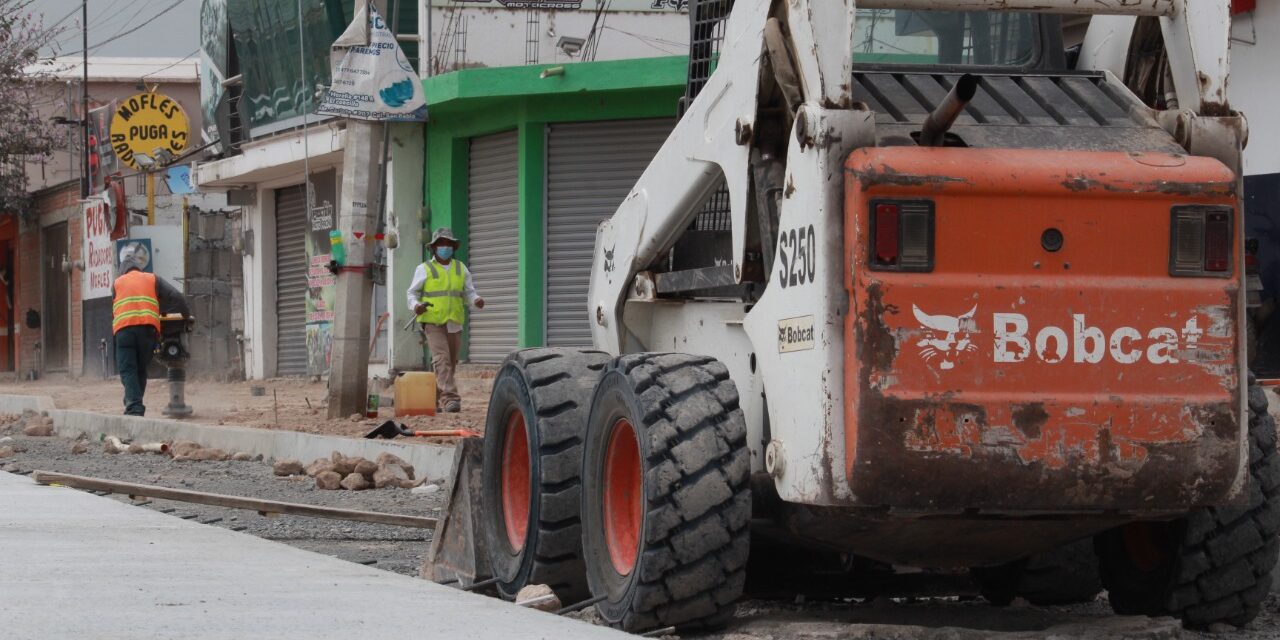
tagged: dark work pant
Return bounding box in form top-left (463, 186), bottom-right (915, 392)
top-left (115, 325), bottom-right (156, 416)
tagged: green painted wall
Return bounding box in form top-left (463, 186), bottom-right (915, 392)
top-left (421, 56), bottom-right (686, 352)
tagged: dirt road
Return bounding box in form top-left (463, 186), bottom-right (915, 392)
top-left (0, 369), bottom-right (495, 439)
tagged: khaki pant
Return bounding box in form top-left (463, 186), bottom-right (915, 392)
top-left (422, 323), bottom-right (462, 406)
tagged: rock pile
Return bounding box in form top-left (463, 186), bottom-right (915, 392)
top-left (2, 410), bottom-right (57, 437)
top-left (279, 451), bottom-right (422, 491)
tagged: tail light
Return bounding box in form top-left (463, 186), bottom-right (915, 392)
top-left (870, 199), bottom-right (934, 272)
top-left (1170, 205), bottom-right (1233, 278)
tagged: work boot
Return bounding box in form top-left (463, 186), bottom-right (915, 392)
top-left (442, 400), bottom-right (461, 413)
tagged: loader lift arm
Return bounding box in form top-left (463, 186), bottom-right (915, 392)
top-left (587, 0), bottom-right (1235, 355)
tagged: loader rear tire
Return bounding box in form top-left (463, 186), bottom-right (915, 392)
top-left (580, 353), bottom-right (751, 634)
top-left (481, 348), bottom-right (610, 603)
top-left (1096, 375), bottom-right (1280, 628)
top-left (975, 538), bottom-right (1102, 606)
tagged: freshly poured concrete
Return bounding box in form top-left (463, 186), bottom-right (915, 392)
top-left (0, 472), bottom-right (627, 640)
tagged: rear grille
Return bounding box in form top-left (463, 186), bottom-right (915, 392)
top-left (853, 72), bottom-right (1137, 127)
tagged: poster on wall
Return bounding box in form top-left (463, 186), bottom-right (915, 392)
top-left (305, 170), bottom-right (340, 377)
top-left (430, 0), bottom-right (687, 8)
top-left (316, 4), bottom-right (427, 122)
top-left (82, 199), bottom-right (116, 300)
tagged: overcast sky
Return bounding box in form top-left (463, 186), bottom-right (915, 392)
top-left (32, 0), bottom-right (203, 59)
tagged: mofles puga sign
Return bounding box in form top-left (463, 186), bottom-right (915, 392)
top-left (110, 92), bottom-right (190, 169)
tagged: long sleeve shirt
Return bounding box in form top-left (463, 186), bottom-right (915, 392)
top-left (406, 258), bottom-right (480, 333)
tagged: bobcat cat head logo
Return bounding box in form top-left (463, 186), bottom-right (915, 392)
top-left (913, 305), bottom-right (978, 371)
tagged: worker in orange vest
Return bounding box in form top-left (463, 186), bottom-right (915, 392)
top-left (112, 245), bottom-right (189, 416)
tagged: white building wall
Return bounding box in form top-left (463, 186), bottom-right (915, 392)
top-left (1229, 6), bottom-right (1280, 177)
top-left (422, 7), bottom-right (689, 72)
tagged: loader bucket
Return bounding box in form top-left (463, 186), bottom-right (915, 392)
top-left (421, 436), bottom-right (492, 588)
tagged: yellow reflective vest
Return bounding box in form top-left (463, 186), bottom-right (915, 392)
top-left (417, 260), bottom-right (467, 326)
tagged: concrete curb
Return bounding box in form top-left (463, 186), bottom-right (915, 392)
top-left (0, 395), bottom-right (456, 481)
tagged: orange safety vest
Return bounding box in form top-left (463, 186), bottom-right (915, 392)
top-left (112, 271), bottom-right (161, 334)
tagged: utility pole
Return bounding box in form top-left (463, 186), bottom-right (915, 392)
top-left (80, 0), bottom-right (89, 198)
top-left (326, 120), bottom-right (384, 418)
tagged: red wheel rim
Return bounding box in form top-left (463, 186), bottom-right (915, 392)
top-left (501, 410), bottom-right (531, 552)
top-left (603, 418), bottom-right (643, 576)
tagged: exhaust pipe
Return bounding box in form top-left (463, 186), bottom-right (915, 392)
top-left (918, 74), bottom-right (979, 147)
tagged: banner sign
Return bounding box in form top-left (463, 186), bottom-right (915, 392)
top-left (88, 101), bottom-right (120, 195)
top-left (111, 92), bottom-right (191, 169)
top-left (83, 198), bottom-right (116, 299)
top-left (316, 4), bottom-right (427, 122)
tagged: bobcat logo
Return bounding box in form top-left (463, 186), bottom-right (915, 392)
top-left (913, 305), bottom-right (978, 371)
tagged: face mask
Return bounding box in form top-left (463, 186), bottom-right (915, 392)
top-left (435, 246), bottom-right (455, 261)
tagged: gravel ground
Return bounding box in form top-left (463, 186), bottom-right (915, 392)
top-left (6, 414), bottom-right (1280, 638)
top-left (0, 419), bottom-right (446, 577)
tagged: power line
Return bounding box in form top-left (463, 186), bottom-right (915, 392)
top-left (57, 0), bottom-right (190, 57)
top-left (140, 48), bottom-right (200, 82)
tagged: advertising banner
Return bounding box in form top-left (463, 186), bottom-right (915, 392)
top-left (316, 4), bottom-right (427, 122)
top-left (82, 198), bottom-right (116, 300)
top-left (110, 92), bottom-right (191, 169)
top-left (428, 0), bottom-right (688, 9)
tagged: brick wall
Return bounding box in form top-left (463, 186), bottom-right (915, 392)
top-left (68, 214), bottom-right (82, 376)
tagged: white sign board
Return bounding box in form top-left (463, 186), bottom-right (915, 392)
top-left (82, 198), bottom-right (115, 299)
top-left (316, 4), bottom-right (427, 122)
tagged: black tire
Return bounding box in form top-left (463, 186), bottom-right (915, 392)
top-left (1096, 375), bottom-right (1280, 628)
top-left (481, 348), bottom-right (610, 603)
top-left (580, 353), bottom-right (751, 633)
top-left (975, 538), bottom-right (1102, 606)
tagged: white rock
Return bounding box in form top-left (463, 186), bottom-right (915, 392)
top-left (411, 483), bottom-right (440, 495)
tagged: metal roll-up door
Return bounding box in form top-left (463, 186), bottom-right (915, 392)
top-left (275, 185), bottom-right (308, 376)
top-left (467, 130), bottom-right (520, 364)
top-left (546, 119), bottom-right (675, 347)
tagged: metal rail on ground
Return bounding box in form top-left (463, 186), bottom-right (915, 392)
top-left (32, 470), bottom-right (438, 529)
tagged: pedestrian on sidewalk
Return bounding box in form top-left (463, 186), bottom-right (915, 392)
top-left (407, 227), bottom-right (484, 413)
top-left (112, 245), bottom-right (189, 416)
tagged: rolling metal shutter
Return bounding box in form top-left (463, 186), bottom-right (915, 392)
top-left (274, 185), bottom-right (308, 376)
top-left (467, 130), bottom-right (520, 364)
top-left (545, 119), bottom-right (675, 347)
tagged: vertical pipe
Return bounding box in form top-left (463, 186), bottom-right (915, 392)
top-left (81, 0), bottom-right (89, 198)
top-left (146, 172), bottom-right (155, 224)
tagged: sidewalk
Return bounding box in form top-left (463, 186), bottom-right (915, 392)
top-left (0, 471), bottom-right (626, 640)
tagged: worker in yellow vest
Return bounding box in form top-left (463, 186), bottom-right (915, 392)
top-left (112, 245), bottom-right (189, 416)
top-left (407, 228), bottom-right (484, 413)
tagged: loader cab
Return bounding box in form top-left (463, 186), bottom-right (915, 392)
top-left (851, 10), bottom-right (1066, 71)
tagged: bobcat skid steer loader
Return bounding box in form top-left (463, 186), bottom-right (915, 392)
top-left (433, 0), bottom-right (1279, 633)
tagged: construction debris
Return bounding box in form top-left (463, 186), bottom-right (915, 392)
top-left (272, 458), bottom-right (305, 476)
top-left (340, 472), bottom-right (371, 491)
top-left (303, 451), bottom-right (422, 491)
top-left (22, 418), bottom-right (54, 437)
top-left (316, 471), bottom-right (343, 490)
top-left (0, 446), bottom-right (16, 459)
top-left (70, 441), bottom-right (88, 455)
top-left (515, 584), bottom-right (561, 612)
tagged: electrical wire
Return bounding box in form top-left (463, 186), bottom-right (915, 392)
top-left (57, 0), bottom-right (190, 57)
top-left (140, 48), bottom-right (200, 82)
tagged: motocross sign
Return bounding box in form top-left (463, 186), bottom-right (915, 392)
top-left (110, 92), bottom-right (191, 169)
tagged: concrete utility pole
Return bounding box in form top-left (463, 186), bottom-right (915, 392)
top-left (326, 120), bottom-right (385, 418)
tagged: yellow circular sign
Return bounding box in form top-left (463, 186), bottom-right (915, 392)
top-left (110, 92), bottom-right (190, 170)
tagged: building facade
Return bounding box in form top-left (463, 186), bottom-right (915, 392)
top-left (15, 57), bottom-right (239, 380)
